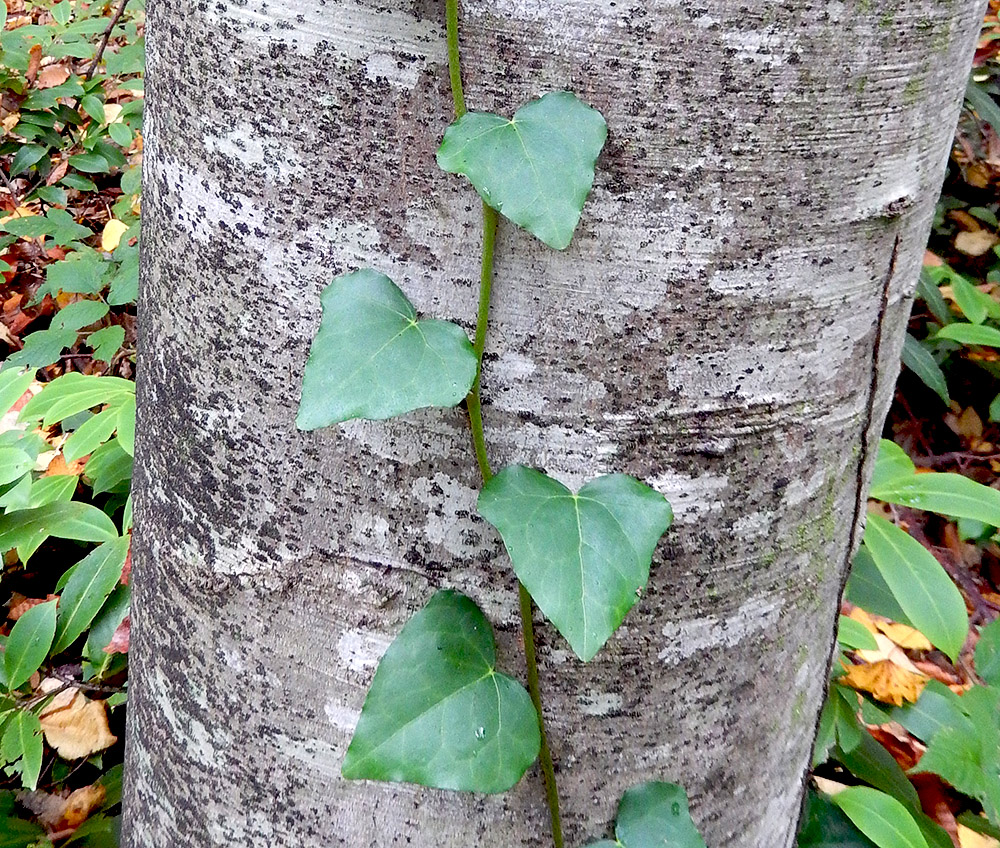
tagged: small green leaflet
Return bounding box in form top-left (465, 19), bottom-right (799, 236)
top-left (297, 270), bottom-right (477, 429)
top-left (478, 467), bottom-right (672, 661)
top-left (342, 590), bottom-right (539, 792)
top-left (585, 782), bottom-right (706, 848)
top-left (0, 711), bottom-right (43, 790)
top-left (4, 599), bottom-right (56, 690)
top-left (861, 515), bottom-right (967, 662)
top-left (830, 787), bottom-right (928, 848)
top-left (437, 91), bottom-right (607, 250)
top-left (900, 335), bottom-right (949, 407)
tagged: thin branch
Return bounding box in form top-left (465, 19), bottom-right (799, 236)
top-left (85, 0), bottom-right (130, 81)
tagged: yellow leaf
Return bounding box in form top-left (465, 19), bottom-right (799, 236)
top-left (956, 229), bottom-right (999, 256)
top-left (38, 679), bottom-right (117, 760)
top-left (102, 103), bottom-right (123, 125)
top-left (875, 621), bottom-right (933, 651)
top-left (958, 823), bottom-right (1000, 848)
top-left (848, 608), bottom-right (879, 634)
top-left (856, 633), bottom-right (922, 672)
top-left (101, 219), bottom-right (129, 253)
top-left (841, 660), bottom-right (927, 706)
top-left (0, 206), bottom-right (38, 228)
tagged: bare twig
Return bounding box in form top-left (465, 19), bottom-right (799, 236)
top-left (84, 0), bottom-right (130, 81)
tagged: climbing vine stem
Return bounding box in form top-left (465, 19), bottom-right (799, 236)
top-left (445, 1), bottom-right (564, 844)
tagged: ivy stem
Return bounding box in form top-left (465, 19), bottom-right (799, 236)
top-left (444, 3), bottom-right (564, 846)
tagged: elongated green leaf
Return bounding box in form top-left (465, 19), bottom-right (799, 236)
top-left (916, 269), bottom-right (952, 326)
top-left (871, 472), bottom-right (1000, 528)
top-left (63, 408), bottom-right (120, 462)
top-left (0, 502), bottom-right (118, 554)
top-left (967, 79), bottom-right (1000, 133)
top-left (0, 370), bottom-right (32, 418)
top-left (889, 681), bottom-right (965, 743)
top-left (0, 447), bottom-right (32, 486)
top-left (838, 616), bottom-right (879, 651)
top-left (870, 441), bottom-right (915, 493)
top-left (585, 781), bottom-right (706, 848)
top-left (798, 792), bottom-right (878, 848)
top-left (834, 731), bottom-right (921, 810)
top-left (437, 91), bottom-right (607, 249)
top-left (831, 787), bottom-right (928, 848)
top-left (862, 516), bottom-right (967, 661)
top-left (949, 274), bottom-right (989, 324)
top-left (976, 619), bottom-right (1000, 686)
top-left (342, 590), bottom-right (539, 792)
top-left (934, 323), bottom-right (1000, 348)
top-left (901, 336), bottom-right (949, 406)
top-left (0, 711), bottom-right (43, 790)
top-left (846, 547), bottom-right (911, 626)
top-left (85, 437), bottom-right (133, 494)
top-left (19, 373), bottom-right (134, 427)
top-left (478, 466), bottom-right (672, 661)
top-left (53, 537), bottom-right (129, 655)
top-left (116, 395), bottom-right (135, 457)
top-left (4, 600), bottom-right (57, 690)
top-left (297, 270), bottom-right (477, 429)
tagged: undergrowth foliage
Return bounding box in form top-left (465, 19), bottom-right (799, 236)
top-left (0, 0), bottom-right (141, 844)
top-left (1, 1), bottom-right (999, 847)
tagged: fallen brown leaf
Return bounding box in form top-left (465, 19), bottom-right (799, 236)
top-left (841, 660), bottom-right (928, 706)
top-left (36, 65), bottom-right (69, 89)
top-left (38, 679), bottom-right (117, 760)
top-left (25, 44), bottom-right (42, 85)
top-left (104, 616), bottom-right (129, 655)
top-left (8, 593), bottom-right (58, 621)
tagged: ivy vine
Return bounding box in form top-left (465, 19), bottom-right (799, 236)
top-left (296, 2), bottom-right (706, 845)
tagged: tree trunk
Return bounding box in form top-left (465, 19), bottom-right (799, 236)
top-left (122, 1), bottom-right (984, 846)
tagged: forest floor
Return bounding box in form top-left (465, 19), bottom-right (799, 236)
top-left (1, 2), bottom-right (1000, 847)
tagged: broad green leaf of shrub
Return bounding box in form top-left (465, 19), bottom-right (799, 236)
top-left (20, 373), bottom-right (134, 427)
top-left (831, 787), bottom-right (928, 848)
top-left (0, 447), bottom-right (32, 487)
top-left (53, 537), bottom-right (129, 655)
top-left (814, 686), bottom-right (865, 767)
top-left (870, 470), bottom-right (1000, 529)
top-left (870, 441), bottom-right (915, 492)
top-left (51, 299), bottom-right (109, 333)
top-left (797, 792), bottom-right (878, 848)
top-left (436, 91), bottom-right (607, 250)
top-left (900, 336), bottom-right (949, 407)
top-left (34, 251), bottom-right (107, 303)
top-left (0, 370), bottom-right (32, 418)
top-left (0, 503), bottom-right (118, 557)
top-left (861, 515), bottom-right (967, 661)
top-left (976, 619), bottom-right (1000, 686)
top-left (0, 711), bottom-right (43, 790)
top-left (838, 616), bottom-right (878, 651)
top-left (85, 584), bottom-right (130, 662)
top-left (342, 590), bottom-right (539, 792)
top-left (116, 395), bottom-right (136, 456)
top-left (2, 328), bottom-right (78, 371)
top-left (63, 408), bottom-right (120, 462)
top-left (4, 599), bottom-right (57, 690)
top-left (478, 466), bottom-right (672, 661)
top-left (846, 547), bottom-right (911, 626)
top-left (297, 270), bottom-right (477, 429)
top-left (889, 680), bottom-right (966, 743)
top-left (89, 325), bottom-right (126, 365)
top-left (834, 731), bottom-right (920, 810)
top-left (934, 323), bottom-right (1000, 348)
top-left (912, 686), bottom-right (1000, 825)
top-left (585, 782), bottom-right (706, 848)
top-left (85, 438), bottom-right (133, 495)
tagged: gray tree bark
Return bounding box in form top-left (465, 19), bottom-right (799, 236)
top-left (122, 1), bottom-right (984, 846)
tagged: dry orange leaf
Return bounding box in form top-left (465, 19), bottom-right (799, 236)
top-left (100, 219), bottom-right (128, 252)
top-left (38, 679), bottom-right (117, 760)
top-left (25, 43), bottom-right (42, 85)
top-left (841, 660), bottom-right (928, 706)
top-left (956, 229), bottom-right (1000, 256)
top-left (959, 823), bottom-right (1000, 848)
top-left (875, 621), bottom-right (934, 652)
top-left (43, 453), bottom-right (87, 476)
top-left (36, 65), bottom-right (70, 89)
top-left (848, 607), bottom-right (880, 634)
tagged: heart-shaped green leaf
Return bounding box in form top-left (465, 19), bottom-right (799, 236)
top-left (342, 589), bottom-right (540, 792)
top-left (436, 91), bottom-right (607, 250)
top-left (478, 467), bottom-right (672, 661)
top-left (585, 782), bottom-right (707, 848)
top-left (297, 269), bottom-right (477, 429)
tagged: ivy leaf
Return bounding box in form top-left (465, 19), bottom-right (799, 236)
top-left (436, 91), bottom-right (607, 249)
top-left (478, 467), bottom-right (672, 661)
top-left (585, 782), bottom-right (706, 848)
top-left (342, 590), bottom-right (539, 792)
top-left (297, 270), bottom-right (477, 429)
